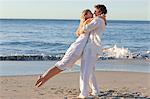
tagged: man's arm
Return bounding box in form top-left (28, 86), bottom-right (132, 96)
top-left (81, 18), bottom-right (100, 33)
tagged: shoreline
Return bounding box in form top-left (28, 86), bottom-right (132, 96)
top-left (0, 70), bottom-right (149, 77)
top-left (0, 59), bottom-right (150, 76)
top-left (0, 71), bottom-right (150, 98)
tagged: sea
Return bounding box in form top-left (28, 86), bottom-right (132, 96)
top-left (0, 19), bottom-right (149, 76)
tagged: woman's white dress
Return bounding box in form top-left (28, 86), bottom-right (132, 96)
top-left (55, 31), bottom-right (90, 70)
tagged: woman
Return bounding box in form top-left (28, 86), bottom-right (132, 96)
top-left (35, 9), bottom-right (95, 87)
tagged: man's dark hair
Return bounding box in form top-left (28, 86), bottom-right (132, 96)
top-left (94, 4), bottom-right (107, 15)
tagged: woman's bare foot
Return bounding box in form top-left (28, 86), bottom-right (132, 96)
top-left (35, 66), bottom-right (63, 87)
top-left (35, 75), bottom-right (45, 87)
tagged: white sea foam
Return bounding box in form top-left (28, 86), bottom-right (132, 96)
top-left (0, 44), bottom-right (149, 60)
top-left (102, 44), bottom-right (132, 59)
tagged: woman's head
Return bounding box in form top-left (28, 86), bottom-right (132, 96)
top-left (80, 9), bottom-right (93, 20)
top-left (94, 4), bottom-right (107, 16)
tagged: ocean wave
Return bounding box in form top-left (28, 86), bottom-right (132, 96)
top-left (99, 45), bottom-right (150, 60)
top-left (0, 45), bottom-right (149, 61)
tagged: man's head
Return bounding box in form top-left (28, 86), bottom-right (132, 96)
top-left (94, 4), bottom-right (107, 16)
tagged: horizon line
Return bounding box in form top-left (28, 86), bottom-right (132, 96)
top-left (0, 18), bottom-right (149, 22)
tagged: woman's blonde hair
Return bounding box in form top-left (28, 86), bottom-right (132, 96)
top-left (80, 9), bottom-right (92, 19)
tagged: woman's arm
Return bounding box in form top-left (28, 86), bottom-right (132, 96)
top-left (75, 19), bottom-right (85, 37)
top-left (76, 27), bottom-right (80, 37)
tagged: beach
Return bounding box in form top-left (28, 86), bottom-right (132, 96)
top-left (0, 19), bottom-right (149, 99)
top-left (0, 71), bottom-right (150, 99)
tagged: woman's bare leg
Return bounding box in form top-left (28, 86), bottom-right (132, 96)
top-left (35, 66), bottom-right (63, 87)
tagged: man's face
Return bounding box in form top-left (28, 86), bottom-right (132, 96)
top-left (94, 8), bottom-right (102, 16)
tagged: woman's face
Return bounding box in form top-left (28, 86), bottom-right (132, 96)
top-left (85, 11), bottom-right (93, 19)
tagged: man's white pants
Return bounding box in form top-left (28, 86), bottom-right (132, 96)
top-left (79, 42), bottom-right (100, 97)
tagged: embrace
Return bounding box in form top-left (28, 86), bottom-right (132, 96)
top-left (35, 4), bottom-right (107, 98)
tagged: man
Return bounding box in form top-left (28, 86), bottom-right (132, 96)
top-left (78, 4), bottom-right (107, 98)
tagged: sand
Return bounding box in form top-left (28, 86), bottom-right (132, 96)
top-left (0, 71), bottom-right (150, 99)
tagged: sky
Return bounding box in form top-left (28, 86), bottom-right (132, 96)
top-left (0, 0), bottom-right (149, 21)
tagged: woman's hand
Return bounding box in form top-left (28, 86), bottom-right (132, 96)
top-left (99, 15), bottom-right (106, 20)
top-left (76, 31), bottom-right (80, 37)
top-left (99, 14), bottom-right (107, 25)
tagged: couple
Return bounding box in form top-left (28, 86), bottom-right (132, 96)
top-left (35, 4), bottom-right (107, 98)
